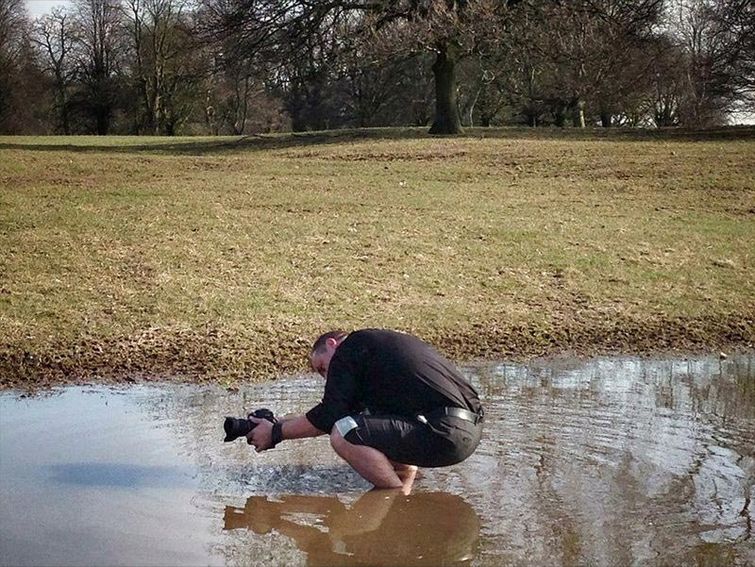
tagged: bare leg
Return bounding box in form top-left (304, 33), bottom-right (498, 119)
top-left (391, 462), bottom-right (418, 495)
top-left (330, 430), bottom-right (403, 490)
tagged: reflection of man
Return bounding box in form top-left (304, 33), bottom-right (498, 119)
top-left (247, 329), bottom-right (484, 493)
top-left (223, 491), bottom-right (480, 567)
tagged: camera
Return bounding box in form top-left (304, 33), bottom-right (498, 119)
top-left (223, 408), bottom-right (277, 442)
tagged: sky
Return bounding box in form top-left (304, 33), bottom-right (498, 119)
top-left (25, 0), bottom-right (71, 18)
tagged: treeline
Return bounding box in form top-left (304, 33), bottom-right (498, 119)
top-left (0, 0), bottom-right (752, 135)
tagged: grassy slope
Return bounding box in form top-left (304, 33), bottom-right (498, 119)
top-left (0, 128), bottom-right (753, 387)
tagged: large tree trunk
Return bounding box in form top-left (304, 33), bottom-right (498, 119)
top-left (95, 105), bottom-right (109, 134)
top-left (57, 91), bottom-right (70, 134)
top-left (429, 43), bottom-right (463, 135)
top-left (553, 101), bottom-right (567, 127)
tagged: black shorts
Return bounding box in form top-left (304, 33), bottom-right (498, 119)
top-left (337, 413), bottom-right (483, 468)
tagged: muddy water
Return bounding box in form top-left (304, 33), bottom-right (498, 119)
top-left (1, 354), bottom-right (753, 566)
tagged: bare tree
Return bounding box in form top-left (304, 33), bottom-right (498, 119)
top-left (32, 9), bottom-right (77, 133)
top-left (727, 0), bottom-right (755, 108)
top-left (71, 0), bottom-right (124, 134)
top-left (203, 40), bottom-right (286, 134)
top-left (210, 50), bottom-right (259, 134)
top-left (0, 0), bottom-right (25, 70)
top-left (523, 0), bottom-right (664, 128)
top-left (201, 0), bottom-right (524, 135)
top-left (123, 0), bottom-right (201, 134)
top-left (0, 0), bottom-right (30, 131)
top-left (664, 0), bottom-right (751, 126)
top-left (275, 12), bottom-right (347, 131)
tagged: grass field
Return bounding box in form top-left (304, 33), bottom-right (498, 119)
top-left (1, 127), bottom-right (753, 388)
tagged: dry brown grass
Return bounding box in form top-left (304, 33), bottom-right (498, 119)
top-left (1, 128), bottom-right (753, 388)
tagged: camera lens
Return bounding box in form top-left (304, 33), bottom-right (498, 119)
top-left (223, 417), bottom-right (253, 442)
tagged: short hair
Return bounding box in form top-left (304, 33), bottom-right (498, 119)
top-left (311, 330), bottom-right (348, 354)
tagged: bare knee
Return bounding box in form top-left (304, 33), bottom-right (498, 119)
top-left (330, 416), bottom-right (359, 455)
top-left (330, 428), bottom-right (350, 455)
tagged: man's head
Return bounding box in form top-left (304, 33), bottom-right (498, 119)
top-left (309, 330), bottom-right (348, 378)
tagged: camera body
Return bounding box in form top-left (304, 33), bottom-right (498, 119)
top-left (223, 408), bottom-right (277, 442)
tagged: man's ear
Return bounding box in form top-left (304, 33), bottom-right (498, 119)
top-left (326, 337), bottom-right (338, 349)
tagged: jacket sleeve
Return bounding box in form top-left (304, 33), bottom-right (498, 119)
top-left (305, 346), bottom-right (363, 432)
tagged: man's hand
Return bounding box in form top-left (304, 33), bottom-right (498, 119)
top-left (246, 417), bottom-right (274, 452)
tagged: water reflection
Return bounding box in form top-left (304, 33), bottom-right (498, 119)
top-left (1, 353), bottom-right (753, 566)
top-left (223, 491), bottom-right (479, 567)
top-left (454, 354), bottom-right (755, 566)
top-left (49, 463), bottom-right (193, 488)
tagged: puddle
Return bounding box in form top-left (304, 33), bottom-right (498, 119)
top-left (1, 353), bottom-right (753, 566)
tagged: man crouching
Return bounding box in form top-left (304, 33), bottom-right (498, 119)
top-left (246, 328), bottom-right (484, 494)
